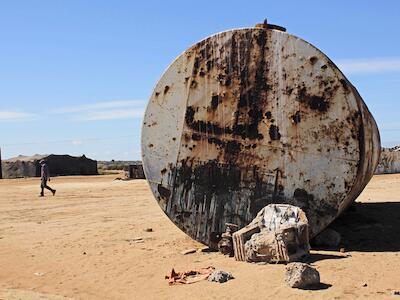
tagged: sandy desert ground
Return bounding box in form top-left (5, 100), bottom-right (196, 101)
top-left (0, 173), bottom-right (399, 299)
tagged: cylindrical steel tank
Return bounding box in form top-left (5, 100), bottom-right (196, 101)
top-left (141, 23), bottom-right (380, 249)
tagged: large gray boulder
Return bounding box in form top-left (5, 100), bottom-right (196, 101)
top-left (285, 262), bottom-right (320, 288)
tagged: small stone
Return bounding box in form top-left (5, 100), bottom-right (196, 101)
top-left (180, 248), bottom-right (196, 255)
top-left (285, 262), bottom-right (320, 289)
top-left (208, 270), bottom-right (234, 283)
top-left (83, 252), bottom-right (86, 255)
top-left (126, 237), bottom-right (144, 244)
top-left (144, 228), bottom-right (153, 232)
top-left (340, 247), bottom-right (346, 253)
top-left (394, 291), bottom-right (400, 296)
top-left (363, 283), bottom-right (368, 287)
top-left (313, 228), bottom-right (341, 247)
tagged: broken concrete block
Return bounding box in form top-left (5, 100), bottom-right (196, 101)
top-left (208, 270), bottom-right (234, 283)
top-left (232, 223), bottom-right (260, 261)
top-left (285, 262), bottom-right (320, 288)
top-left (254, 204), bottom-right (308, 231)
top-left (313, 228), bottom-right (341, 247)
top-left (244, 225), bottom-right (309, 263)
top-left (233, 204), bottom-right (310, 263)
top-left (245, 230), bottom-right (279, 262)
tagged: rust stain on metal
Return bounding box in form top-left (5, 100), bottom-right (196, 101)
top-left (292, 111), bottom-right (301, 124)
top-left (269, 125), bottom-right (281, 140)
top-left (163, 85), bottom-right (170, 94)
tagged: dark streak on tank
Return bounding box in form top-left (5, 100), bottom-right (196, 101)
top-left (225, 140), bottom-right (241, 155)
top-left (210, 95), bottom-right (219, 109)
top-left (298, 87), bottom-right (329, 112)
top-left (309, 56), bottom-right (318, 65)
top-left (269, 124), bottom-right (281, 140)
top-left (186, 30), bottom-right (270, 142)
top-left (286, 87), bottom-right (293, 95)
top-left (157, 184), bottom-right (171, 199)
top-left (293, 188), bottom-right (313, 210)
top-left (163, 86), bottom-right (170, 94)
top-left (292, 111), bottom-right (301, 124)
top-left (207, 136), bottom-right (224, 147)
top-left (166, 159), bottom-right (280, 248)
top-left (339, 79), bottom-right (350, 93)
top-left (193, 57), bottom-right (200, 74)
top-left (191, 133), bottom-right (201, 141)
top-left (185, 105), bottom-right (264, 140)
top-left (190, 80), bottom-right (197, 88)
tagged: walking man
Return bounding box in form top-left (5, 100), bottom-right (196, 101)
top-left (39, 159), bottom-right (56, 197)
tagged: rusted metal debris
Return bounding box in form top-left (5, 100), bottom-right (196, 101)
top-left (141, 23), bottom-right (381, 249)
top-left (217, 223), bottom-right (238, 256)
top-left (165, 267), bottom-right (215, 285)
top-left (208, 270), bottom-right (234, 283)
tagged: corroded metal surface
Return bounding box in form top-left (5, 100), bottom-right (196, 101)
top-left (141, 27), bottom-right (380, 249)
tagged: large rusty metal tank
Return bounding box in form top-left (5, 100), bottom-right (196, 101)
top-left (141, 22), bottom-right (380, 249)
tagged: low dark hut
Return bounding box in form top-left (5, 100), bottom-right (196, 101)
top-left (1, 154), bottom-right (98, 179)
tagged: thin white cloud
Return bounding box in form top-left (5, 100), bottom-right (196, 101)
top-left (0, 111), bottom-right (37, 122)
top-left (53, 99), bottom-right (146, 121)
top-left (77, 108), bottom-right (145, 121)
top-left (72, 139), bottom-right (83, 145)
top-left (53, 100), bottom-right (145, 113)
top-left (336, 58), bottom-right (400, 74)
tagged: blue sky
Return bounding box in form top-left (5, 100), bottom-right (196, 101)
top-left (0, 0), bottom-right (399, 160)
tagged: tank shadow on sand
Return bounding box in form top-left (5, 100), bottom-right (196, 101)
top-left (330, 202), bottom-right (400, 252)
top-left (304, 254), bottom-right (347, 263)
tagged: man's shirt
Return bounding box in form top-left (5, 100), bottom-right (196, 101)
top-left (41, 164), bottom-right (49, 179)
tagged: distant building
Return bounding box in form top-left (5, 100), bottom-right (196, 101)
top-left (375, 146), bottom-right (400, 174)
top-left (124, 163), bottom-right (145, 179)
top-left (1, 154), bottom-right (98, 179)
